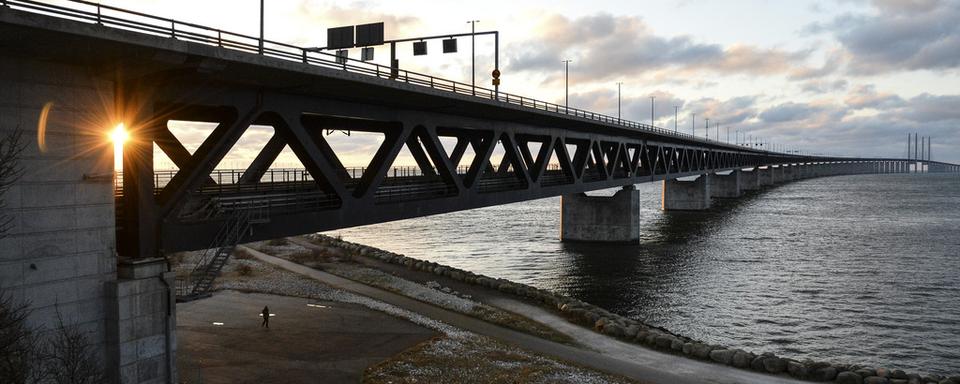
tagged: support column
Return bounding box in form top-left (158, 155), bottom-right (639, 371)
top-left (107, 259), bottom-right (177, 384)
top-left (662, 175), bottom-right (711, 211)
top-left (560, 186), bottom-right (640, 243)
top-left (711, 170), bottom-right (742, 198)
top-left (782, 165), bottom-right (796, 181)
top-left (759, 166), bottom-right (775, 186)
top-left (741, 168), bottom-right (761, 191)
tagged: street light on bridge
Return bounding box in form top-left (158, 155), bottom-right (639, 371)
top-left (563, 59), bottom-right (572, 110)
top-left (467, 20), bottom-right (480, 92)
top-left (649, 95), bottom-right (656, 127)
top-left (617, 82), bottom-right (623, 121)
top-left (674, 106), bottom-right (679, 133)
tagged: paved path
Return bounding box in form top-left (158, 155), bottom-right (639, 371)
top-left (245, 243), bottom-right (802, 384)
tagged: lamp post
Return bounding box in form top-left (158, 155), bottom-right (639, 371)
top-left (617, 82), bottom-right (623, 121)
top-left (258, 0), bottom-right (264, 54)
top-left (705, 118), bottom-right (709, 139)
top-left (649, 96), bottom-right (656, 127)
top-left (691, 113), bottom-right (696, 135)
top-left (467, 20), bottom-right (479, 93)
top-left (674, 106), bottom-right (679, 133)
top-left (563, 60), bottom-right (572, 109)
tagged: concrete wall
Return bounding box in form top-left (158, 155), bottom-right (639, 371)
top-left (561, 187), bottom-right (640, 243)
top-left (662, 175), bottom-right (711, 211)
top-left (0, 55), bottom-right (116, 373)
top-left (0, 54), bottom-right (174, 383)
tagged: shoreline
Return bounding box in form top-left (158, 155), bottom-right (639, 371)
top-left (297, 233), bottom-right (960, 384)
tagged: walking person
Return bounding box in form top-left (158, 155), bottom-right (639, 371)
top-left (261, 306), bottom-right (270, 328)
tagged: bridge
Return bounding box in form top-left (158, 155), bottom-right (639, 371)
top-left (1, 1), bottom-right (958, 383)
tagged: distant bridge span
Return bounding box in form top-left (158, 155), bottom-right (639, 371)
top-left (0, 0), bottom-right (956, 257)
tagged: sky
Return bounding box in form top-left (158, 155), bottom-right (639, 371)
top-left (90, 0), bottom-right (960, 168)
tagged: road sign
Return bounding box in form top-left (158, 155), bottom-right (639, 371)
top-left (413, 41), bottom-right (428, 56)
top-left (356, 22), bottom-right (384, 46)
top-left (327, 26), bottom-right (354, 49)
top-left (442, 38), bottom-right (458, 53)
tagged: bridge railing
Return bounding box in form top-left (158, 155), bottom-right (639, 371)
top-left (2, 0), bottom-right (768, 153)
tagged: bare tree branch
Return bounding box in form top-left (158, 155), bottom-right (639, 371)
top-left (0, 125), bottom-right (26, 239)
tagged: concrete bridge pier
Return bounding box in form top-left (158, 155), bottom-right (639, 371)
top-left (662, 175), bottom-right (711, 210)
top-left (782, 165), bottom-right (796, 181)
top-left (710, 170), bottom-right (741, 198)
top-left (740, 168), bottom-right (761, 191)
top-left (758, 167), bottom-right (775, 186)
top-left (560, 186), bottom-right (640, 243)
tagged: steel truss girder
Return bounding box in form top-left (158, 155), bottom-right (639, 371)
top-left (117, 85), bottom-right (918, 255)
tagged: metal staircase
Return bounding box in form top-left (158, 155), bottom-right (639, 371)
top-left (176, 202), bottom-right (257, 301)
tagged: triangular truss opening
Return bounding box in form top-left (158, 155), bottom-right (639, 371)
top-left (582, 142), bottom-right (607, 182)
top-left (167, 120), bottom-right (218, 155)
top-left (374, 126), bottom-right (457, 203)
top-left (541, 139), bottom-right (575, 187)
top-left (476, 133), bottom-right (528, 193)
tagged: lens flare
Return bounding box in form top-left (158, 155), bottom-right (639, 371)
top-left (110, 123), bottom-right (129, 170)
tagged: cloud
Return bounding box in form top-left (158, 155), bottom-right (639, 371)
top-left (808, 0), bottom-right (960, 74)
top-left (506, 13), bottom-right (811, 82)
top-left (890, 93), bottom-right (960, 123)
top-left (801, 79), bottom-right (849, 94)
top-left (758, 102), bottom-right (827, 123)
top-left (844, 84), bottom-right (903, 109)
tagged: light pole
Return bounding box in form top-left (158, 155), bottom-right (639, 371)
top-left (674, 106), bottom-right (679, 133)
top-left (705, 118), bottom-right (709, 139)
top-left (649, 96), bottom-right (656, 127)
top-left (467, 20), bottom-right (479, 93)
top-left (691, 113), bottom-right (696, 135)
top-left (617, 82), bottom-right (623, 121)
top-left (563, 60), bottom-right (572, 109)
top-left (715, 122), bottom-right (719, 142)
top-left (258, 0), bottom-right (264, 54)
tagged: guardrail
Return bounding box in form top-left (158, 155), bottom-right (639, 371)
top-left (1, 0), bottom-right (777, 153)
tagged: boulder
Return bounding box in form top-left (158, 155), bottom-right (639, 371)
top-left (762, 357), bottom-right (787, 374)
top-left (807, 364), bottom-right (837, 382)
top-left (889, 379), bottom-right (907, 384)
top-left (655, 335), bottom-right (674, 350)
top-left (604, 324), bottom-right (625, 338)
top-left (787, 360), bottom-right (809, 379)
top-left (750, 355), bottom-right (766, 372)
top-left (877, 368), bottom-right (891, 378)
top-left (858, 369), bottom-right (878, 377)
top-left (863, 377), bottom-right (891, 384)
top-left (692, 343), bottom-right (713, 360)
top-left (709, 349), bottom-right (735, 365)
top-left (670, 338), bottom-right (684, 352)
top-left (835, 371), bottom-right (863, 384)
top-left (594, 318), bottom-right (609, 331)
top-left (682, 343), bottom-right (695, 356)
top-left (891, 370), bottom-right (909, 380)
top-left (731, 350), bottom-right (754, 369)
